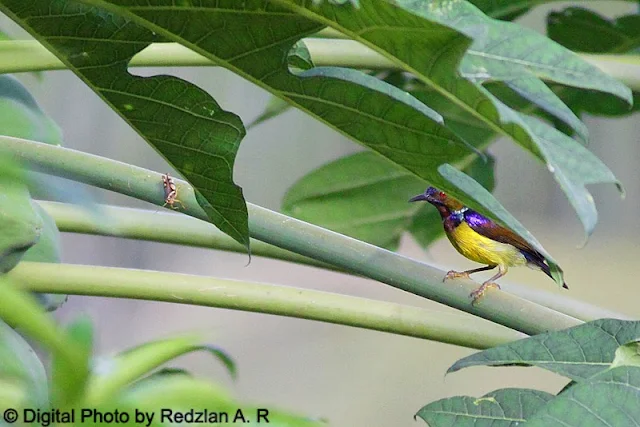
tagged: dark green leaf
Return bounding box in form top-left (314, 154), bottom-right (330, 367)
top-left (416, 388), bottom-right (553, 426)
top-left (97, 0), bottom-right (570, 282)
top-left (548, 8), bottom-right (640, 53)
top-left (552, 86), bottom-right (640, 118)
top-left (79, 1), bottom-right (556, 250)
top-left (0, 1), bottom-right (250, 250)
top-left (466, 0), bottom-right (531, 20)
top-left (24, 202), bottom-right (67, 312)
top-left (26, 0), bottom-right (623, 284)
top-left (527, 366), bottom-right (640, 427)
top-left (0, 155), bottom-right (42, 273)
top-left (547, 8), bottom-right (640, 118)
top-left (283, 151), bottom-right (495, 250)
top-left (448, 319), bottom-right (640, 381)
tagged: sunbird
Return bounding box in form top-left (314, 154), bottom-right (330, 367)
top-left (410, 187), bottom-right (568, 303)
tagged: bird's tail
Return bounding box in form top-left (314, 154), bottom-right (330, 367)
top-left (539, 262), bottom-right (569, 289)
top-left (524, 251), bottom-right (569, 289)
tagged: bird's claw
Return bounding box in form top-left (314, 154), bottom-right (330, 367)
top-left (470, 282), bottom-right (501, 305)
top-left (443, 270), bottom-right (471, 282)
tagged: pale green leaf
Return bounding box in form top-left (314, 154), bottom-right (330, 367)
top-left (448, 319), bottom-right (640, 381)
top-left (416, 388), bottom-right (553, 426)
top-left (527, 366), bottom-right (640, 427)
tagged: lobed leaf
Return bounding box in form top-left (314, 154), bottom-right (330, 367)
top-left (448, 319), bottom-right (640, 381)
top-left (83, 0), bottom-right (569, 284)
top-left (273, 0), bottom-right (629, 284)
top-left (0, 0), bottom-right (250, 249)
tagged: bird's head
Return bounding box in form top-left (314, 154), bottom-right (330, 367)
top-left (409, 187), bottom-right (465, 216)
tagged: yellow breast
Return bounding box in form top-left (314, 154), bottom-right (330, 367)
top-left (446, 221), bottom-right (527, 267)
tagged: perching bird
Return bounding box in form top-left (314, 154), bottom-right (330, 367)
top-left (410, 187), bottom-right (567, 303)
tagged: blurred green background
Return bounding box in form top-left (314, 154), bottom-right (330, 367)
top-left (3, 1), bottom-right (640, 425)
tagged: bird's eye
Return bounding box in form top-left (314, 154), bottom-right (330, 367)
top-left (439, 191), bottom-right (445, 197)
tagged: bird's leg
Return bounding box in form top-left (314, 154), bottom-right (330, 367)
top-left (470, 265), bottom-right (507, 305)
top-left (444, 265), bottom-right (496, 282)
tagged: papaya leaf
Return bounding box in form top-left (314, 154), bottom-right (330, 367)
top-left (448, 319), bottom-right (640, 382)
top-left (271, 0), bottom-right (628, 285)
top-left (64, 0), bottom-right (574, 285)
top-left (0, 1), bottom-right (250, 250)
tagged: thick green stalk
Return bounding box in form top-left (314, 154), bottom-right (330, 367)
top-left (40, 201), bottom-right (334, 270)
top-left (39, 201), bottom-right (628, 323)
top-left (9, 262), bottom-right (525, 349)
top-left (1, 40), bottom-right (639, 90)
top-left (1, 136), bottom-right (582, 335)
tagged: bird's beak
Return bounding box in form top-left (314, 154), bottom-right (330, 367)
top-left (409, 193), bottom-right (428, 203)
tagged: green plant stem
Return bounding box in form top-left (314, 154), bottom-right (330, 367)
top-left (8, 262), bottom-right (525, 349)
top-left (39, 200), bottom-right (628, 323)
top-left (39, 201), bottom-right (335, 271)
top-left (2, 40), bottom-right (640, 90)
top-left (1, 136), bottom-right (582, 335)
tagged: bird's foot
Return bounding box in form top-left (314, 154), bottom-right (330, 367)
top-left (470, 282), bottom-right (501, 305)
top-left (443, 270), bottom-right (471, 282)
